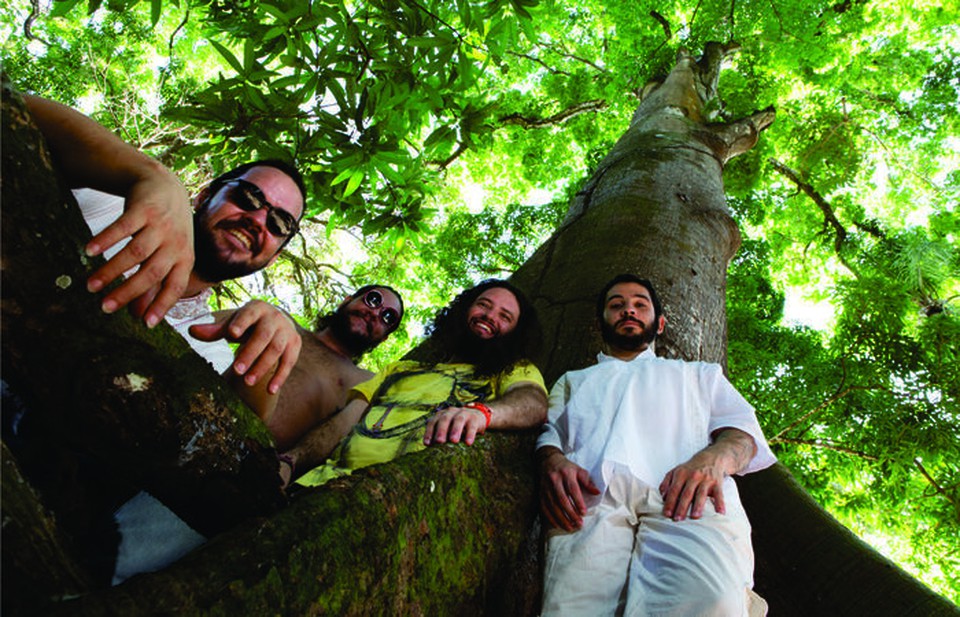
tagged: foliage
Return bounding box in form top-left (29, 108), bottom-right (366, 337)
top-left (3, 0), bottom-right (958, 602)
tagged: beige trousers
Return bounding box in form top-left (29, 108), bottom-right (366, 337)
top-left (542, 472), bottom-right (762, 617)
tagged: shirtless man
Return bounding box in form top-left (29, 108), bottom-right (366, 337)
top-left (227, 285), bottom-right (404, 451)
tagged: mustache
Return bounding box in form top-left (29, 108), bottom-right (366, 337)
top-left (616, 317), bottom-right (644, 327)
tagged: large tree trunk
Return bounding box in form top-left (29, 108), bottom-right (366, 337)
top-left (1, 77), bottom-right (286, 612)
top-left (3, 44), bottom-right (957, 616)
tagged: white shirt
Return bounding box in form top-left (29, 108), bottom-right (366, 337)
top-left (537, 348), bottom-right (776, 496)
top-left (74, 189), bottom-right (233, 373)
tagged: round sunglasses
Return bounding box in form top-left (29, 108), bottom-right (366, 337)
top-left (363, 289), bottom-right (400, 328)
top-left (221, 179), bottom-right (300, 239)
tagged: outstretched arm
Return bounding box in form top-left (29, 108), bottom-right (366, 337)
top-left (659, 427), bottom-right (757, 521)
top-left (423, 381), bottom-right (547, 446)
top-left (188, 300), bottom-right (302, 394)
top-left (25, 95), bottom-right (193, 327)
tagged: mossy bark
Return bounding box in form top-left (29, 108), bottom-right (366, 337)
top-left (1, 77), bottom-right (285, 613)
top-left (3, 43), bottom-right (958, 617)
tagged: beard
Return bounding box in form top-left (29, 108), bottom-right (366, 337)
top-left (192, 215), bottom-right (265, 283)
top-left (600, 317), bottom-right (658, 352)
top-left (326, 306), bottom-right (378, 356)
top-left (451, 327), bottom-right (521, 377)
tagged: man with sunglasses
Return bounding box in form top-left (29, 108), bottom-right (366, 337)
top-left (286, 279), bottom-right (548, 488)
top-left (24, 94), bottom-right (306, 392)
top-left (231, 285), bottom-right (405, 451)
top-left (19, 95), bottom-right (309, 584)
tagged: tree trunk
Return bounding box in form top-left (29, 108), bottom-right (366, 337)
top-left (3, 43), bottom-right (957, 616)
top-left (1, 77), bottom-right (286, 613)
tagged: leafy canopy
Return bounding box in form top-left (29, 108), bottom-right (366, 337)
top-left (3, 0), bottom-right (958, 601)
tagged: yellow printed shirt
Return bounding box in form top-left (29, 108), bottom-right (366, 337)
top-left (296, 360), bottom-right (545, 487)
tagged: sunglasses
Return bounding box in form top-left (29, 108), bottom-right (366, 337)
top-left (222, 179), bottom-right (300, 239)
top-left (363, 289), bottom-right (400, 328)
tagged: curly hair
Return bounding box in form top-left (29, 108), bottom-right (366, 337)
top-left (427, 279), bottom-right (542, 377)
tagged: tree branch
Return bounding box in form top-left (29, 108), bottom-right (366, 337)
top-left (499, 98), bottom-right (606, 129)
top-left (913, 458), bottom-right (960, 511)
top-left (650, 10), bottom-right (672, 39)
top-left (768, 157), bottom-right (858, 274)
top-left (771, 437), bottom-right (879, 461)
top-left (506, 51), bottom-right (572, 76)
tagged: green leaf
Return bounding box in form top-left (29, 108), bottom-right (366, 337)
top-left (209, 40), bottom-right (244, 74)
top-left (343, 169), bottom-right (365, 197)
top-left (50, 0), bottom-right (83, 17)
top-left (150, 0), bottom-right (162, 26)
top-left (330, 168), bottom-right (354, 186)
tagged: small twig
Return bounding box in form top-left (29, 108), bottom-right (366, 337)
top-left (771, 437), bottom-right (879, 461)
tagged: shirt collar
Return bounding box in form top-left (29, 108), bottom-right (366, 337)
top-left (597, 347), bottom-right (657, 364)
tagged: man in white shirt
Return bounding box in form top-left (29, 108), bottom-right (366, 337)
top-left (537, 274), bottom-right (776, 617)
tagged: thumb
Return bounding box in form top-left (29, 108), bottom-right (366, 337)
top-left (579, 469), bottom-right (601, 494)
top-left (188, 321), bottom-right (228, 341)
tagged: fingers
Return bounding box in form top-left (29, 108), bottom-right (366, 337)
top-left (660, 467), bottom-right (724, 521)
top-left (423, 408), bottom-right (485, 446)
top-left (85, 172), bottom-right (194, 326)
top-left (542, 473), bottom-right (586, 531)
top-left (538, 459), bottom-right (599, 532)
top-left (226, 303), bottom-right (301, 392)
top-left (187, 321), bottom-right (228, 342)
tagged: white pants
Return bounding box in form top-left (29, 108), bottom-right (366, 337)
top-left (542, 472), bottom-right (757, 617)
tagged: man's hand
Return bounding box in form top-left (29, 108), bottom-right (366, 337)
top-left (659, 451), bottom-right (729, 522)
top-left (423, 407), bottom-right (488, 446)
top-left (188, 300), bottom-right (302, 393)
top-left (659, 427), bottom-right (757, 521)
top-left (539, 447), bottom-right (600, 532)
top-left (89, 167), bottom-right (194, 327)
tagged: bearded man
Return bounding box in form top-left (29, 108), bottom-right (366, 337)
top-left (15, 94), bottom-right (308, 585)
top-left (537, 274), bottom-right (776, 617)
top-left (230, 285), bottom-right (404, 451)
top-left (284, 279), bottom-right (548, 487)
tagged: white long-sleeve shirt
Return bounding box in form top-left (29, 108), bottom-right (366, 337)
top-left (537, 348), bottom-right (776, 498)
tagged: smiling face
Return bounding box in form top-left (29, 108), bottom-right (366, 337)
top-left (465, 286), bottom-right (520, 340)
top-left (600, 281), bottom-right (665, 356)
top-left (339, 287), bottom-right (404, 348)
top-left (192, 166), bottom-right (304, 283)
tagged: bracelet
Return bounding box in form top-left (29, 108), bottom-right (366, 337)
top-left (465, 401), bottom-right (492, 429)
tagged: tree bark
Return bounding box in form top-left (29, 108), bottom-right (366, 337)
top-left (3, 42), bottom-right (957, 617)
top-left (1, 77), bottom-right (286, 613)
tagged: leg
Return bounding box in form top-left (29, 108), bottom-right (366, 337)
top-left (541, 478), bottom-right (638, 617)
top-left (625, 494), bottom-right (755, 616)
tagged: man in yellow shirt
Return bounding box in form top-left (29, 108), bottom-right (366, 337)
top-left (286, 279), bottom-right (548, 486)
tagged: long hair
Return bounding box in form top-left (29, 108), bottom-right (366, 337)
top-left (427, 279), bottom-right (542, 377)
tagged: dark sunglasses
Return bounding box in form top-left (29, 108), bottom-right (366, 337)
top-left (363, 289), bottom-right (400, 328)
top-left (222, 179), bottom-right (300, 239)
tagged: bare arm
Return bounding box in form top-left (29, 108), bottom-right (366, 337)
top-left (25, 94), bottom-right (193, 327)
top-left (283, 398), bottom-right (369, 476)
top-left (423, 381), bottom-right (547, 446)
top-left (659, 427), bottom-right (757, 521)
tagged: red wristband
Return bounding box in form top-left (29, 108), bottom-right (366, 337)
top-left (465, 401), bottom-right (492, 429)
